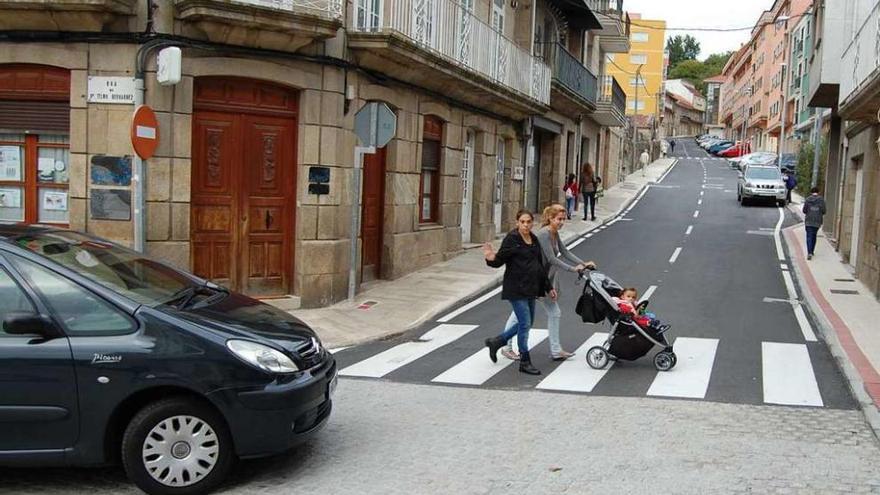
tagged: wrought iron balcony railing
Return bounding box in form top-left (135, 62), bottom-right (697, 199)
top-left (537, 42), bottom-right (597, 107)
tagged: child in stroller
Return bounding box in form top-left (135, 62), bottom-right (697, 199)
top-left (575, 270), bottom-right (677, 371)
top-left (612, 287), bottom-right (671, 334)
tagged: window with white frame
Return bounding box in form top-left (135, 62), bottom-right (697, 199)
top-left (632, 32), bottom-right (649, 42)
top-left (630, 54), bottom-right (647, 65)
top-left (627, 101), bottom-right (646, 111)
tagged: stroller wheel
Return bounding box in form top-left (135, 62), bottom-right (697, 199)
top-left (586, 346), bottom-right (609, 370)
top-left (654, 351), bottom-right (676, 372)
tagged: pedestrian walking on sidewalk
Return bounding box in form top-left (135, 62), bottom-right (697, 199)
top-left (580, 163), bottom-right (600, 221)
top-left (803, 187), bottom-right (826, 260)
top-left (782, 169), bottom-right (797, 204)
top-left (498, 204), bottom-right (596, 362)
top-left (640, 149), bottom-right (650, 170)
top-left (483, 209), bottom-right (555, 375)
top-left (563, 174), bottom-right (578, 220)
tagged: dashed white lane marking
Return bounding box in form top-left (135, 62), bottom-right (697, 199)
top-left (762, 342), bottom-right (824, 407)
top-left (693, 210), bottom-right (700, 218)
top-left (773, 206), bottom-right (785, 261)
top-left (438, 288), bottom-right (502, 323)
top-left (669, 247), bottom-right (683, 264)
top-left (536, 333), bottom-right (612, 393)
top-left (647, 338), bottom-right (719, 399)
top-left (568, 238), bottom-right (585, 249)
top-left (329, 346), bottom-right (351, 354)
top-left (585, 233), bottom-right (594, 238)
top-left (700, 191), bottom-right (704, 196)
top-left (641, 285), bottom-right (658, 301)
top-left (341, 324), bottom-right (479, 377)
top-left (698, 199), bottom-right (703, 205)
top-left (685, 225), bottom-right (693, 235)
top-left (432, 329), bottom-right (549, 386)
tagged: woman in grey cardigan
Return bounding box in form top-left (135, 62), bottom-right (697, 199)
top-left (500, 204), bottom-right (596, 361)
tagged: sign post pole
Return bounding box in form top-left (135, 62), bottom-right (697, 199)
top-left (349, 102), bottom-right (396, 301)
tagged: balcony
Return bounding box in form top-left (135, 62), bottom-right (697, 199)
top-left (0, 0), bottom-right (136, 31)
top-left (594, 74), bottom-right (625, 126)
top-left (348, 0), bottom-right (550, 119)
top-left (174, 0), bottom-right (343, 53)
top-left (537, 42), bottom-right (597, 115)
top-left (839, 1), bottom-right (880, 120)
top-left (587, 0), bottom-right (630, 53)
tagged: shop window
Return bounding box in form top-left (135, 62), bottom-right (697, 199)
top-left (419, 116), bottom-right (443, 224)
top-left (0, 133), bottom-right (69, 225)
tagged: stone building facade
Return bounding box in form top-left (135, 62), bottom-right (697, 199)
top-left (0, 0), bottom-right (627, 307)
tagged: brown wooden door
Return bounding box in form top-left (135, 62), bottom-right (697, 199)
top-left (241, 114), bottom-right (295, 295)
top-left (361, 147), bottom-right (385, 281)
top-left (191, 79), bottom-right (297, 297)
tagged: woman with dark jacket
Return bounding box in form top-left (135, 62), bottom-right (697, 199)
top-left (482, 209), bottom-right (555, 375)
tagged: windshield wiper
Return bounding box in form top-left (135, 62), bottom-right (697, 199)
top-left (163, 284), bottom-right (229, 309)
top-left (163, 286), bottom-right (199, 309)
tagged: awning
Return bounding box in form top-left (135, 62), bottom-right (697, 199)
top-left (549, 0), bottom-right (603, 30)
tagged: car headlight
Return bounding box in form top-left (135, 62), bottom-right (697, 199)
top-left (745, 182), bottom-right (754, 188)
top-left (227, 339), bottom-right (299, 373)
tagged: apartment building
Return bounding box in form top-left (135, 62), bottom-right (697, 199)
top-left (704, 75), bottom-right (725, 134)
top-left (604, 14), bottom-right (666, 117)
top-left (829, 0), bottom-right (880, 298)
top-left (0, 0), bottom-right (628, 308)
top-left (784, 12), bottom-right (816, 149)
top-left (720, 44), bottom-right (753, 142)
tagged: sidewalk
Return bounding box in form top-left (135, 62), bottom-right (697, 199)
top-left (784, 192), bottom-right (880, 434)
top-left (291, 158), bottom-right (677, 349)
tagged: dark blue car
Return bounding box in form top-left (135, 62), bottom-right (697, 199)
top-left (0, 225), bottom-right (336, 494)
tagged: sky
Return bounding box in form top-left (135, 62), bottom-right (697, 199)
top-left (623, 0), bottom-right (774, 60)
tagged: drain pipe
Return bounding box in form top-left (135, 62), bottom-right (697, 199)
top-left (133, 38), bottom-right (179, 252)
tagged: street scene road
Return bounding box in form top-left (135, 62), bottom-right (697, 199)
top-left (4, 139), bottom-right (878, 495)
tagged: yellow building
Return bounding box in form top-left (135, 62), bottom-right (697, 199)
top-left (605, 14), bottom-right (666, 116)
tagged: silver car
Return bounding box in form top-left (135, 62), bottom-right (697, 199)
top-left (738, 165), bottom-right (787, 206)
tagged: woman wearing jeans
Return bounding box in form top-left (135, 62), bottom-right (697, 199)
top-left (482, 209), bottom-right (555, 375)
top-left (580, 163), bottom-right (599, 221)
top-left (498, 204), bottom-right (595, 361)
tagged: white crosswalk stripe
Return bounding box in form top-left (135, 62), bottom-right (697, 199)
top-left (762, 342), bottom-right (824, 407)
top-left (536, 333), bottom-right (611, 393)
top-left (432, 329), bottom-right (548, 385)
top-left (340, 324), bottom-right (477, 378)
top-left (647, 338), bottom-right (718, 399)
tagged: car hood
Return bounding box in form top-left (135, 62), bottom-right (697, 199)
top-left (165, 292), bottom-right (317, 352)
top-left (746, 179), bottom-right (784, 186)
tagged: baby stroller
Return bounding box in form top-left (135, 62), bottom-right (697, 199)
top-left (575, 270), bottom-right (677, 371)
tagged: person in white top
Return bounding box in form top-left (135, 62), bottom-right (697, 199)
top-left (639, 149), bottom-right (650, 169)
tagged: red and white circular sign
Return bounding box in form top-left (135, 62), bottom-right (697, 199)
top-left (131, 105), bottom-right (160, 160)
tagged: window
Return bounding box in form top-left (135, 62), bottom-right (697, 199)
top-left (0, 267), bottom-right (35, 334)
top-left (0, 134), bottom-right (70, 225)
top-left (627, 101), bottom-right (646, 111)
top-left (630, 54), bottom-right (647, 65)
top-left (419, 116), bottom-right (442, 223)
top-left (632, 32), bottom-right (649, 43)
top-left (10, 255), bottom-right (134, 335)
top-left (629, 76), bottom-right (645, 87)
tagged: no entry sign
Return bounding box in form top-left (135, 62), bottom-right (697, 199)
top-left (131, 105), bottom-right (159, 160)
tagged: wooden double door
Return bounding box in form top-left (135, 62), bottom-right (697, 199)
top-left (191, 79), bottom-right (297, 297)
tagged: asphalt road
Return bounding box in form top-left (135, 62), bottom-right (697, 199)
top-left (335, 138), bottom-right (856, 410)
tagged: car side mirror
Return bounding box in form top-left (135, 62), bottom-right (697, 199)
top-left (3, 312), bottom-right (61, 338)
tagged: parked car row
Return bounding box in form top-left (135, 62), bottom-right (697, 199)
top-left (695, 135), bottom-right (751, 158)
top-left (0, 225), bottom-right (337, 495)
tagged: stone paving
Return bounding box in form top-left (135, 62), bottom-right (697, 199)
top-left (3, 380), bottom-right (878, 495)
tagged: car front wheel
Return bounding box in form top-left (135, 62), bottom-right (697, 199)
top-left (122, 397), bottom-right (234, 495)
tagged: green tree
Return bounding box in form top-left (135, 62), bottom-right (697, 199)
top-left (666, 35), bottom-right (701, 67)
top-left (668, 51), bottom-right (734, 95)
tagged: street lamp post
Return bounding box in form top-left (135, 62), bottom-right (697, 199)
top-left (633, 64), bottom-right (644, 175)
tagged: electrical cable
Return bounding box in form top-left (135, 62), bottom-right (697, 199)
top-left (628, 12), bottom-right (809, 33)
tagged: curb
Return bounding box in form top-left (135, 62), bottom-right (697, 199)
top-left (782, 225), bottom-right (880, 440)
top-left (364, 158), bottom-right (680, 344)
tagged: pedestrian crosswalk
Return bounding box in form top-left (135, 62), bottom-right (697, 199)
top-left (338, 323), bottom-right (829, 407)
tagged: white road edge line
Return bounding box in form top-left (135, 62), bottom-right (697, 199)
top-left (657, 160), bottom-right (679, 183)
top-left (781, 270), bottom-right (817, 342)
top-left (669, 247), bottom-right (682, 264)
top-left (437, 287), bottom-right (502, 323)
top-left (568, 238), bottom-right (585, 249)
top-left (773, 206), bottom-right (785, 261)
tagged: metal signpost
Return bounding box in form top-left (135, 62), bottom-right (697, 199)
top-left (349, 102), bottom-right (396, 301)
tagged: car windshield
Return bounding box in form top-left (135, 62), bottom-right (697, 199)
top-left (746, 154), bottom-right (776, 164)
top-left (12, 231), bottom-right (198, 307)
top-left (746, 167), bottom-right (782, 180)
